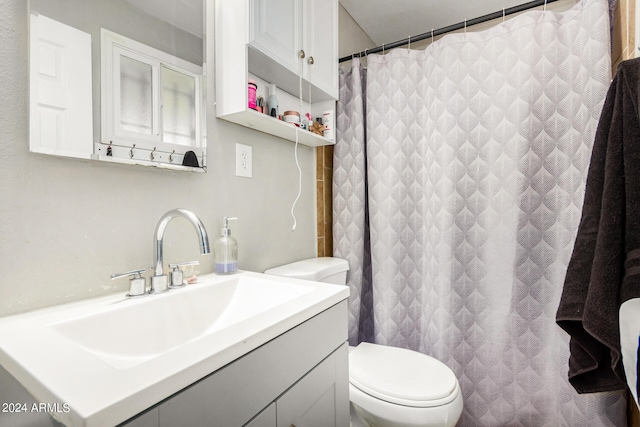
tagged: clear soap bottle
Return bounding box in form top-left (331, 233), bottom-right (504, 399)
top-left (214, 217), bottom-right (238, 274)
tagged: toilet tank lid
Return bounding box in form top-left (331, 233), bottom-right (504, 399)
top-left (264, 257), bottom-right (349, 281)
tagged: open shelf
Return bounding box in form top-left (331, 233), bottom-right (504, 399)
top-left (219, 108), bottom-right (333, 147)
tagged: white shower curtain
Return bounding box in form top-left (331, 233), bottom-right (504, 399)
top-left (333, 0), bottom-right (627, 425)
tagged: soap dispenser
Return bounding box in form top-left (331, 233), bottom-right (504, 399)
top-left (214, 217), bottom-right (238, 274)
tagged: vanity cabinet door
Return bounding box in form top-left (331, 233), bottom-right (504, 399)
top-left (244, 403), bottom-right (276, 427)
top-left (276, 343), bottom-right (349, 427)
top-left (118, 408), bottom-right (159, 427)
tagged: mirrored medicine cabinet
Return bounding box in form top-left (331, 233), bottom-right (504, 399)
top-left (28, 0), bottom-right (207, 172)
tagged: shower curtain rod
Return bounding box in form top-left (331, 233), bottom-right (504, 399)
top-left (338, 0), bottom-right (560, 63)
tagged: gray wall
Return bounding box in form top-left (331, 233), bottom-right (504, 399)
top-left (338, 5), bottom-right (375, 60)
top-left (0, 0), bottom-right (317, 317)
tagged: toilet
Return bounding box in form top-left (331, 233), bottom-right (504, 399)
top-left (265, 257), bottom-right (463, 427)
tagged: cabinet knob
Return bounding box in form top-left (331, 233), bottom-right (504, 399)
top-left (307, 56), bottom-right (315, 65)
top-left (298, 49), bottom-right (305, 59)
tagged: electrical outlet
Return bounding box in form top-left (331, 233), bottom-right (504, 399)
top-left (235, 143), bottom-right (252, 178)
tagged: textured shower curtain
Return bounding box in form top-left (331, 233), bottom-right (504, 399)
top-left (333, 0), bottom-right (627, 425)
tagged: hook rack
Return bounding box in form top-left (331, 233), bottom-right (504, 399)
top-left (95, 140), bottom-right (204, 171)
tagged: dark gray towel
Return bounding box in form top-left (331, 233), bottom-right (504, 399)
top-left (557, 57), bottom-right (640, 393)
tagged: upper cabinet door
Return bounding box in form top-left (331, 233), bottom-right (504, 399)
top-left (249, 0), bottom-right (302, 74)
top-left (303, 0), bottom-right (338, 100)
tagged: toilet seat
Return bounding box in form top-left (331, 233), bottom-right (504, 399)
top-left (349, 343), bottom-right (458, 408)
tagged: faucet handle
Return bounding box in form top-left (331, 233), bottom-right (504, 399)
top-left (168, 261), bottom-right (200, 289)
top-left (111, 268), bottom-right (148, 298)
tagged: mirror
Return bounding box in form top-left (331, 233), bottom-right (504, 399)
top-left (29, 0), bottom-right (207, 172)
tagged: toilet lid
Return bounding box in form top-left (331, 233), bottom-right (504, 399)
top-left (349, 343), bottom-right (458, 408)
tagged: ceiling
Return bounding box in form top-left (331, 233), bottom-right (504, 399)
top-left (339, 0), bottom-right (552, 46)
top-left (125, 0), bottom-right (570, 49)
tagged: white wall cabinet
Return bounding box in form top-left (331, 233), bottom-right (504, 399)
top-left (216, 0), bottom-right (338, 147)
top-left (248, 0), bottom-right (338, 101)
top-left (118, 302), bottom-right (349, 427)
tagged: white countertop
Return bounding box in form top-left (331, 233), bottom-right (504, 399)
top-left (0, 271), bottom-right (349, 426)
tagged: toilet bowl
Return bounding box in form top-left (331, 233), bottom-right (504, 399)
top-left (348, 342), bottom-right (462, 427)
top-left (265, 257), bottom-right (463, 427)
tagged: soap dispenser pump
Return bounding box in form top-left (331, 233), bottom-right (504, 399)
top-left (214, 217), bottom-right (238, 274)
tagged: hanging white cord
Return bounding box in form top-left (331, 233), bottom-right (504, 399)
top-left (290, 52), bottom-right (304, 231)
top-left (291, 127), bottom-right (302, 231)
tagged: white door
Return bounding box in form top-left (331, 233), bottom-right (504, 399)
top-left (29, 14), bottom-right (93, 159)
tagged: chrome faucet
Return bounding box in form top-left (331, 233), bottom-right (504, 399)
top-left (151, 209), bottom-right (211, 294)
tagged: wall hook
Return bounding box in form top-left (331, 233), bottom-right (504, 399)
top-left (129, 144), bottom-right (136, 158)
top-left (150, 147), bottom-right (156, 161)
top-left (107, 141), bottom-right (113, 157)
top-left (169, 150), bottom-right (175, 163)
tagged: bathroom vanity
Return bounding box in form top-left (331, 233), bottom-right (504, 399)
top-left (0, 272), bottom-right (349, 427)
top-left (122, 304), bottom-right (348, 427)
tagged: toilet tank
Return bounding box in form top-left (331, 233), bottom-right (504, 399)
top-left (264, 257), bottom-right (349, 285)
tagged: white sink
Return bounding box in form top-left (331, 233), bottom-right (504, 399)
top-left (0, 271), bottom-right (348, 427)
top-left (52, 276), bottom-right (312, 369)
